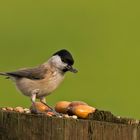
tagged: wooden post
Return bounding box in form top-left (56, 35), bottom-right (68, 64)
top-left (0, 110), bottom-right (139, 140)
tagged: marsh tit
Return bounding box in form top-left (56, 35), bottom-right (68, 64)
top-left (0, 49), bottom-right (78, 105)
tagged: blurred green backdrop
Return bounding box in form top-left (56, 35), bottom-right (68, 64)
top-left (0, 0), bottom-right (140, 118)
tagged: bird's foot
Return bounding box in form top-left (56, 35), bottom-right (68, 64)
top-left (30, 102), bottom-right (44, 114)
top-left (40, 101), bottom-right (61, 117)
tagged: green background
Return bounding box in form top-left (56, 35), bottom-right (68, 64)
top-left (0, 0), bottom-right (140, 118)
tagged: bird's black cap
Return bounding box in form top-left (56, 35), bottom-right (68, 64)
top-left (53, 49), bottom-right (74, 66)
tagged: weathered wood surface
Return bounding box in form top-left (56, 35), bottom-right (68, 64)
top-left (0, 110), bottom-right (140, 140)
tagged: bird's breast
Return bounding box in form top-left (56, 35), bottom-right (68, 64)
top-left (39, 72), bottom-right (65, 95)
top-left (15, 71), bottom-right (65, 97)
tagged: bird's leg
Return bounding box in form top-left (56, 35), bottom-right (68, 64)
top-left (30, 89), bottom-right (41, 114)
top-left (40, 97), bottom-right (54, 110)
top-left (31, 93), bottom-right (36, 103)
top-left (40, 97), bottom-right (61, 116)
top-left (31, 89), bottom-right (40, 103)
top-left (40, 96), bottom-right (47, 104)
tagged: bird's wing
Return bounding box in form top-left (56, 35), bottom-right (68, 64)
top-left (5, 66), bottom-right (47, 80)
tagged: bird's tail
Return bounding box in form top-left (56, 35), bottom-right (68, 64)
top-left (0, 72), bottom-right (10, 79)
top-left (0, 72), bottom-right (7, 76)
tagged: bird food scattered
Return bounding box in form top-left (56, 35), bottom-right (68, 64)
top-left (1, 100), bottom-right (140, 125)
top-left (55, 101), bottom-right (71, 114)
top-left (14, 106), bottom-right (25, 113)
top-left (55, 101), bottom-right (96, 118)
top-left (1, 107), bottom-right (31, 114)
top-left (69, 104), bottom-right (96, 119)
top-left (0, 100), bottom-right (96, 119)
top-left (30, 102), bottom-right (51, 113)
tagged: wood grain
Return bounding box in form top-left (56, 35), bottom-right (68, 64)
top-left (0, 110), bottom-right (139, 140)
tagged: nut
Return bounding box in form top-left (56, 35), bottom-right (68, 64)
top-left (6, 107), bottom-right (13, 111)
top-left (2, 108), bottom-right (6, 111)
top-left (30, 102), bottom-right (50, 113)
top-left (63, 114), bottom-right (70, 118)
top-left (71, 105), bottom-right (96, 119)
top-left (55, 101), bottom-right (71, 114)
top-left (14, 107), bottom-right (24, 113)
top-left (24, 108), bottom-right (31, 114)
top-left (24, 108), bottom-right (30, 112)
top-left (68, 101), bottom-right (88, 108)
top-left (67, 101), bottom-right (88, 115)
top-left (25, 110), bottom-right (31, 114)
top-left (72, 115), bottom-right (78, 119)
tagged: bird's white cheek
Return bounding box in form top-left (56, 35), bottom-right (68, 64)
top-left (56, 62), bottom-right (67, 69)
top-left (51, 55), bottom-right (67, 69)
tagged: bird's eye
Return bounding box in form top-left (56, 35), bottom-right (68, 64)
top-left (61, 58), bottom-right (66, 63)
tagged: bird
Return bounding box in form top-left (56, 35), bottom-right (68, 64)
top-left (0, 49), bottom-right (78, 109)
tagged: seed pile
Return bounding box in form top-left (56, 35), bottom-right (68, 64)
top-left (55, 101), bottom-right (96, 118)
top-left (0, 101), bottom-right (96, 119)
top-left (1, 106), bottom-right (30, 114)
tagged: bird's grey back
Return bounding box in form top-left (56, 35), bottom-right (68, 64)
top-left (1, 66), bottom-right (47, 80)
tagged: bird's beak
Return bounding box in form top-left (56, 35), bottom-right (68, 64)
top-left (66, 65), bottom-right (78, 73)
